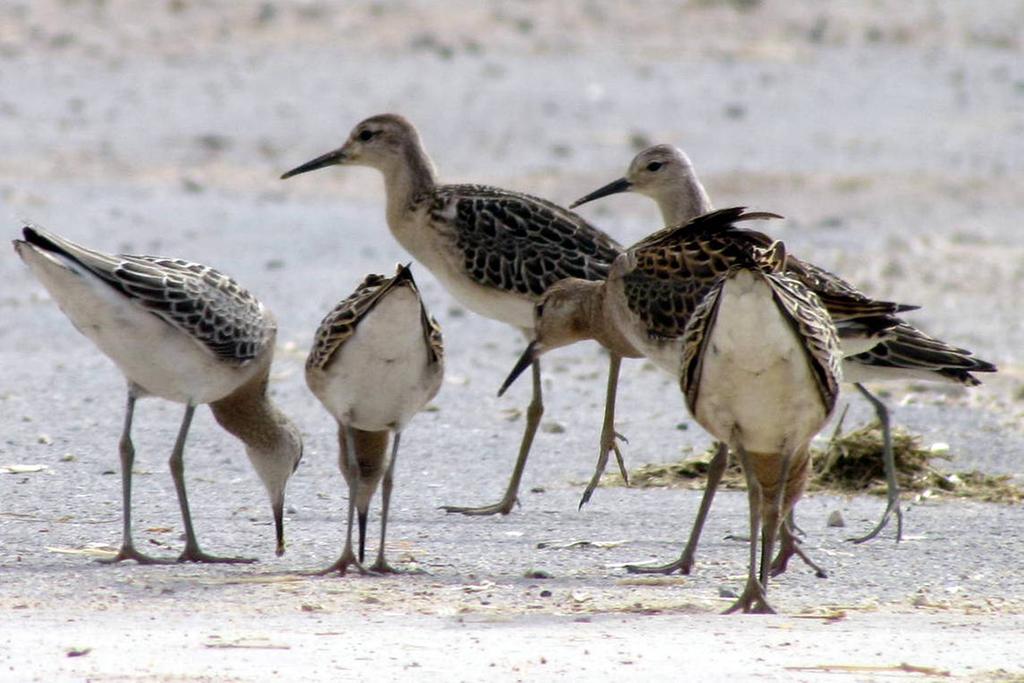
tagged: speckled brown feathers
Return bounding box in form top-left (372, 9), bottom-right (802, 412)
top-left (619, 208), bottom-right (786, 340)
top-left (618, 207), bottom-right (909, 342)
top-left (428, 184), bottom-right (623, 298)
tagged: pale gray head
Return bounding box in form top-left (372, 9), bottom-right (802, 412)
top-left (498, 279), bottom-right (601, 397)
top-left (244, 415), bottom-right (303, 557)
top-left (280, 113), bottom-right (434, 180)
top-left (571, 144), bottom-right (712, 226)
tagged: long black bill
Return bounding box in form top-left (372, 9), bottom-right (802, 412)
top-left (569, 177), bottom-right (632, 209)
top-left (498, 341), bottom-right (538, 397)
top-left (280, 147), bottom-right (346, 179)
top-left (273, 498), bottom-right (285, 556)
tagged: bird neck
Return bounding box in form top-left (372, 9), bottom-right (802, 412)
top-left (655, 175), bottom-right (713, 226)
top-left (588, 283), bottom-right (643, 359)
top-left (382, 141), bottom-right (438, 223)
top-left (208, 365), bottom-right (291, 453)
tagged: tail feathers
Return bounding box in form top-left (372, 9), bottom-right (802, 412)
top-left (849, 323), bottom-right (997, 385)
top-left (18, 225), bottom-right (114, 277)
top-left (20, 224), bottom-right (65, 255)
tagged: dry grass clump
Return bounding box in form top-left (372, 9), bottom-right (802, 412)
top-left (603, 421), bottom-right (1023, 504)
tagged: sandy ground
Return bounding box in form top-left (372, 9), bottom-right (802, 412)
top-left (2, 1), bottom-right (1024, 681)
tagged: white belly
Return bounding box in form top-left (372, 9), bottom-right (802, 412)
top-left (309, 288), bottom-right (443, 432)
top-left (693, 271), bottom-right (830, 454)
top-left (20, 245), bottom-right (254, 404)
top-left (837, 331), bottom-right (885, 357)
top-left (429, 262), bottom-right (535, 329)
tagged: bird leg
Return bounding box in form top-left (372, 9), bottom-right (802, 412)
top-left (848, 383), bottom-right (904, 544)
top-left (442, 359), bottom-right (544, 516)
top-left (317, 426), bottom-right (368, 576)
top-left (626, 442), bottom-right (728, 575)
top-left (758, 453), bottom-right (792, 591)
top-left (725, 444), bottom-right (774, 615)
top-left (169, 405), bottom-right (255, 564)
top-left (369, 432), bottom-right (405, 574)
top-left (99, 388), bottom-right (175, 565)
top-left (771, 520), bottom-right (828, 578)
top-left (579, 354), bottom-right (628, 509)
top-left (357, 510), bottom-right (369, 564)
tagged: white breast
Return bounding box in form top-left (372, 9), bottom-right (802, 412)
top-left (311, 287), bottom-right (443, 432)
top-left (692, 270), bottom-right (830, 454)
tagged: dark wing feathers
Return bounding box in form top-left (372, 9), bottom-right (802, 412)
top-left (765, 272), bottom-right (843, 412)
top-left (114, 256), bottom-right (268, 363)
top-left (432, 184), bottom-right (623, 298)
top-left (307, 273), bottom-right (393, 371)
top-left (622, 208), bottom-right (787, 339)
top-left (21, 226), bottom-right (268, 364)
top-left (307, 267), bottom-right (444, 372)
top-left (848, 322), bottom-right (996, 385)
top-left (621, 207), bottom-right (911, 340)
top-left (678, 276), bottom-right (724, 413)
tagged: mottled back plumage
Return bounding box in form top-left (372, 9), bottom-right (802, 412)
top-left (618, 208), bottom-right (908, 342)
top-left (24, 227), bottom-right (269, 364)
top-left (618, 208), bottom-right (786, 339)
top-left (425, 184), bottom-right (623, 298)
top-left (307, 264), bottom-right (442, 372)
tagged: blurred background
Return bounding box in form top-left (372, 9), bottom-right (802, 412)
top-left (2, 0), bottom-right (1022, 478)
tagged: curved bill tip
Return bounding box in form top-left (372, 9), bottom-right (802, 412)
top-left (498, 342), bottom-right (538, 397)
top-left (280, 147), bottom-right (346, 180)
top-left (569, 177), bottom-right (632, 209)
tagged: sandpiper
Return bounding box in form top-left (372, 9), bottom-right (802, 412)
top-left (306, 264), bottom-right (444, 574)
top-left (501, 208), bottom-right (902, 578)
top-left (281, 113), bottom-right (626, 516)
top-left (678, 232), bottom-right (842, 613)
top-left (571, 144), bottom-right (995, 545)
top-left (13, 226), bottom-right (303, 564)
top-left (502, 208), bottom-right (843, 612)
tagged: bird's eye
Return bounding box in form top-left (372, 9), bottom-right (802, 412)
top-left (646, 161), bottom-right (663, 172)
top-left (358, 130), bottom-right (376, 142)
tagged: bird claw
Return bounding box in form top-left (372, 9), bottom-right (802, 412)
top-left (440, 498), bottom-right (518, 516)
top-left (96, 544), bottom-right (176, 565)
top-left (579, 438), bottom-right (626, 509)
top-left (724, 578), bottom-right (775, 615)
top-left (847, 495), bottom-right (904, 544)
top-left (309, 551), bottom-right (370, 576)
top-left (178, 546), bottom-right (257, 564)
top-left (368, 559), bottom-right (426, 575)
top-left (624, 555), bottom-right (693, 576)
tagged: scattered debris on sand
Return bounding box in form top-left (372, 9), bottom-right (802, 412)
top-left (602, 422), bottom-right (1023, 504)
